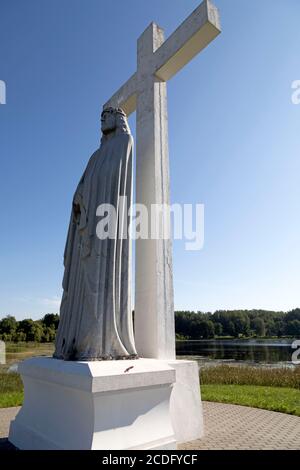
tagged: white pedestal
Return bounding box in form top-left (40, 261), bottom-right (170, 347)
top-left (168, 360), bottom-right (204, 444)
top-left (8, 357), bottom-right (177, 450)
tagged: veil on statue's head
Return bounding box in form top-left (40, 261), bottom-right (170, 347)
top-left (101, 107), bottom-right (131, 144)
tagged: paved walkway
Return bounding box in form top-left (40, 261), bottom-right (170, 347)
top-left (1, 403), bottom-right (300, 450)
top-left (0, 407), bottom-right (19, 450)
top-left (180, 402), bottom-right (300, 450)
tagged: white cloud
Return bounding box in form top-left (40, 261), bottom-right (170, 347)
top-left (39, 296), bottom-right (61, 309)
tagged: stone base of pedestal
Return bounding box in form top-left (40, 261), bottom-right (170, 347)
top-left (168, 360), bottom-right (204, 444)
top-left (8, 357), bottom-right (177, 450)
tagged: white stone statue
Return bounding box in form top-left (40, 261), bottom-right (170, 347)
top-left (54, 107), bottom-right (138, 361)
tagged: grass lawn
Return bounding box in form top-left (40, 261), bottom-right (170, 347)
top-left (0, 391), bottom-right (23, 408)
top-left (201, 384), bottom-right (300, 417)
top-left (3, 342), bottom-right (54, 371)
top-left (0, 343), bottom-right (53, 408)
top-left (0, 372), bottom-right (23, 408)
top-left (200, 364), bottom-right (300, 388)
top-left (200, 365), bottom-right (300, 416)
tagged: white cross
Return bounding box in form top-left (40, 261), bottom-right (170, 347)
top-left (104, 0), bottom-right (221, 359)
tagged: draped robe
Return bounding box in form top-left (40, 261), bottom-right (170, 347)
top-left (54, 130), bottom-right (137, 361)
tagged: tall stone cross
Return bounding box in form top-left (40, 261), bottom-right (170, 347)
top-left (104, 0), bottom-right (221, 360)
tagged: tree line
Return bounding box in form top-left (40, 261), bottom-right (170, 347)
top-left (0, 309), bottom-right (300, 343)
top-left (0, 314), bottom-right (59, 343)
top-left (175, 309), bottom-right (300, 339)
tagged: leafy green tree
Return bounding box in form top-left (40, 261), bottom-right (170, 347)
top-left (251, 317), bottom-right (266, 337)
top-left (285, 320), bottom-right (300, 337)
top-left (265, 320), bottom-right (276, 337)
top-left (17, 319), bottom-right (34, 338)
top-left (42, 314), bottom-right (59, 330)
top-left (12, 331), bottom-right (26, 342)
top-left (199, 320), bottom-right (215, 339)
top-left (214, 322), bottom-right (223, 336)
top-left (228, 321), bottom-right (236, 337)
top-left (1, 333), bottom-right (12, 342)
top-left (42, 326), bottom-right (56, 343)
top-left (17, 319), bottom-right (43, 342)
top-left (30, 323), bottom-right (44, 342)
top-left (285, 309), bottom-right (300, 322)
top-left (0, 315), bottom-right (17, 337)
top-left (232, 312), bottom-right (250, 337)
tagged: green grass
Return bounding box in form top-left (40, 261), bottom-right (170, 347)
top-left (0, 372), bottom-right (24, 408)
top-left (0, 342), bottom-right (54, 408)
top-left (200, 365), bottom-right (300, 389)
top-left (199, 365), bottom-right (300, 417)
top-left (201, 384), bottom-right (300, 417)
top-left (5, 342), bottom-right (52, 352)
top-left (0, 391), bottom-right (23, 408)
top-left (0, 342), bottom-right (54, 373)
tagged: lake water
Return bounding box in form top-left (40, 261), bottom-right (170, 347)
top-left (176, 339), bottom-right (296, 367)
top-left (3, 339), bottom-right (297, 372)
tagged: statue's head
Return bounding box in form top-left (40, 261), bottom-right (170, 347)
top-left (101, 107), bottom-right (130, 139)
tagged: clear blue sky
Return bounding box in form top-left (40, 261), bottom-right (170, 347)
top-left (0, 0), bottom-right (299, 320)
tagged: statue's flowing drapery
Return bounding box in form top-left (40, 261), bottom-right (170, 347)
top-left (54, 125), bottom-right (137, 360)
